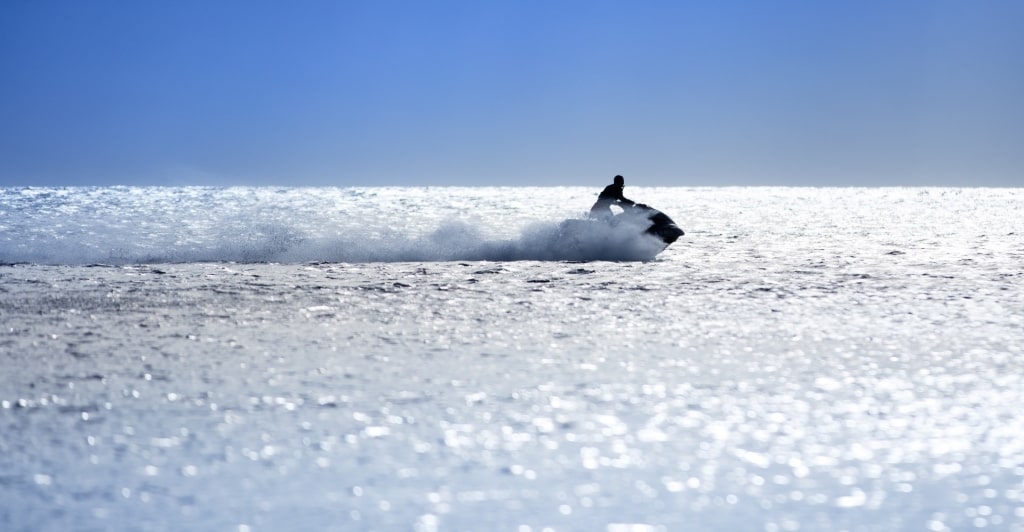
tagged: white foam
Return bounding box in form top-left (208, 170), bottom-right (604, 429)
top-left (0, 187), bottom-right (672, 264)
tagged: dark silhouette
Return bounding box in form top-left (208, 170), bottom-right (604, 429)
top-left (589, 175), bottom-right (635, 218)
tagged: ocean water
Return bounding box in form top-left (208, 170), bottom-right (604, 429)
top-left (1, 186), bottom-right (1022, 531)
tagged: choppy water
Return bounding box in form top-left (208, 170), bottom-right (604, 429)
top-left (0, 186), bottom-right (676, 264)
top-left (1, 187), bottom-right (1023, 531)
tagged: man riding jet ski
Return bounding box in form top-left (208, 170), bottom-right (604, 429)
top-left (588, 175), bottom-right (684, 245)
top-left (589, 174), bottom-right (634, 219)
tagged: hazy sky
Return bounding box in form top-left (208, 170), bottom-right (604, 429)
top-left (2, 0), bottom-right (1022, 187)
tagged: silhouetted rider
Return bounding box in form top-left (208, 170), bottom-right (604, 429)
top-left (589, 175), bottom-right (635, 218)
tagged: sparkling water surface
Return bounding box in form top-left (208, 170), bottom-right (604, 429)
top-left (1, 187), bottom-right (1022, 531)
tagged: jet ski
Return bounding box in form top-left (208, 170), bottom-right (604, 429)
top-left (556, 202), bottom-right (684, 259)
top-left (628, 203), bottom-right (685, 245)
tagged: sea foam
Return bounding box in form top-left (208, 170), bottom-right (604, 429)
top-left (0, 187), bottom-right (669, 264)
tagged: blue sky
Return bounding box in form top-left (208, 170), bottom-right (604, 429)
top-left (1, 0), bottom-right (1022, 186)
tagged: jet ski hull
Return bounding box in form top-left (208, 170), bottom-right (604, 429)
top-left (557, 203), bottom-right (684, 257)
top-left (644, 208), bottom-right (685, 244)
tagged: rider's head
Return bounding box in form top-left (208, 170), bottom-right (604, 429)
top-left (613, 175), bottom-right (624, 186)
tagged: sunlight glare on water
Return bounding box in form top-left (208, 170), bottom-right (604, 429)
top-left (0, 186), bottom-right (1022, 530)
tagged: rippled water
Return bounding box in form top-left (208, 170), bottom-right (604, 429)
top-left (1, 187), bottom-right (1022, 531)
